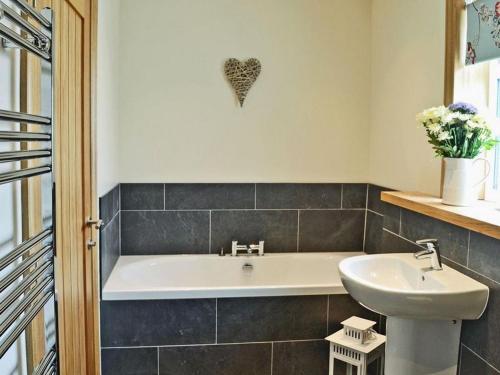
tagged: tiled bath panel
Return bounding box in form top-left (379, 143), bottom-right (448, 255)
top-left (100, 294), bottom-right (380, 375)
top-left (366, 184), bottom-right (500, 375)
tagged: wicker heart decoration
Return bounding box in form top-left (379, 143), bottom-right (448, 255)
top-left (224, 58), bottom-right (261, 107)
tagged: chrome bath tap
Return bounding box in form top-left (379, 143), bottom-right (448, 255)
top-left (415, 238), bottom-right (443, 270)
top-left (231, 240), bottom-right (265, 256)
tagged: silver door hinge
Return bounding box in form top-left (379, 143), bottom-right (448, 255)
top-left (86, 217), bottom-right (103, 229)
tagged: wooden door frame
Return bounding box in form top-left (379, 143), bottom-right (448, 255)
top-left (87, 0), bottom-right (100, 373)
top-left (51, 0), bottom-right (100, 373)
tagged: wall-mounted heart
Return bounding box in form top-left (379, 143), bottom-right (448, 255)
top-left (224, 58), bottom-right (261, 107)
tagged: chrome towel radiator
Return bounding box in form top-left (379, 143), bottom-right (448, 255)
top-left (0, 1), bottom-right (57, 374)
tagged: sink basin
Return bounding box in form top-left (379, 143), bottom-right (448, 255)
top-left (339, 253), bottom-right (489, 320)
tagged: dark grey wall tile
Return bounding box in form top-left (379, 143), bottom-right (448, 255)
top-left (100, 214), bottom-right (120, 289)
top-left (164, 184), bottom-right (255, 209)
top-left (382, 208), bottom-right (400, 233)
top-left (217, 296), bottom-right (328, 343)
top-left (299, 210), bottom-right (365, 252)
top-left (365, 211), bottom-right (383, 254)
top-left (400, 209), bottom-right (468, 266)
top-left (469, 232), bottom-right (500, 284)
top-left (444, 261), bottom-right (500, 370)
top-left (272, 341), bottom-right (329, 375)
top-left (121, 184), bottom-right (164, 210)
top-left (211, 210), bottom-right (298, 253)
top-left (121, 211), bottom-right (210, 255)
top-left (100, 185), bottom-right (120, 227)
top-left (101, 299), bottom-right (216, 347)
top-left (342, 183), bottom-right (367, 209)
top-left (159, 344), bottom-right (271, 375)
top-left (367, 184), bottom-right (392, 213)
top-left (367, 184), bottom-right (400, 232)
top-left (462, 279), bottom-right (500, 370)
top-left (459, 345), bottom-right (500, 375)
top-left (380, 230), bottom-right (421, 254)
top-left (256, 183), bottom-right (341, 209)
top-left (101, 348), bottom-right (158, 375)
top-left (328, 294), bottom-right (380, 334)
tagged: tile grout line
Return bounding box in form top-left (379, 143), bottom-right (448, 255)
top-left (365, 184), bottom-right (370, 211)
top-left (366, 208), bottom-right (383, 217)
top-left (362, 184), bottom-right (369, 252)
top-left (254, 183), bottom-right (257, 209)
top-left (326, 295), bottom-right (330, 335)
top-left (383, 228), bottom-right (421, 248)
top-left (209, 211), bottom-right (212, 254)
top-left (296, 210), bottom-right (300, 252)
top-left (101, 338), bottom-right (327, 350)
top-left (270, 342), bottom-right (274, 375)
top-left (102, 209), bottom-right (120, 231)
top-left (119, 184), bottom-right (122, 256)
top-left (466, 231), bottom-right (471, 267)
top-left (340, 184), bottom-right (344, 209)
top-left (363, 209), bottom-right (368, 253)
top-left (118, 208), bottom-right (368, 212)
top-left (462, 343), bottom-right (500, 374)
top-left (398, 208), bottom-right (402, 235)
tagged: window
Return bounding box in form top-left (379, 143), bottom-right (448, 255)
top-left (484, 60), bottom-right (500, 201)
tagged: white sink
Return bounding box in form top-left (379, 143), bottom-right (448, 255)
top-left (339, 253), bottom-right (490, 375)
top-left (339, 253), bottom-right (489, 320)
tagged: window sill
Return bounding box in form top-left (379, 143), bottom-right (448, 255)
top-left (381, 191), bottom-right (500, 240)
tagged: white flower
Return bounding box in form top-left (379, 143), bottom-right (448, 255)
top-left (466, 120), bottom-right (480, 129)
top-left (442, 113), bottom-right (455, 124)
top-left (427, 122), bottom-right (442, 134)
top-left (471, 115), bottom-right (491, 129)
top-left (437, 131), bottom-right (452, 141)
top-left (416, 106), bottom-right (448, 124)
top-left (453, 113), bottom-right (472, 122)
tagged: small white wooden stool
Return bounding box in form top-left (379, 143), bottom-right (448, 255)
top-left (325, 317), bottom-right (386, 375)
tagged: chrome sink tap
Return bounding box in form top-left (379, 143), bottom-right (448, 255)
top-left (231, 241), bottom-right (264, 256)
top-left (415, 238), bottom-right (443, 270)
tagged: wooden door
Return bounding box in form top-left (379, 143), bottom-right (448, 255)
top-left (51, 0), bottom-right (99, 373)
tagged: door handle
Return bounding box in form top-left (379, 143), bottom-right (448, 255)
top-left (86, 217), bottom-right (103, 229)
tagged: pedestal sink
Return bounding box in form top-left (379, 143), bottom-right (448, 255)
top-left (339, 254), bottom-right (489, 375)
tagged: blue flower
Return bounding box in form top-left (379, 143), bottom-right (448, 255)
top-left (448, 102), bottom-right (478, 115)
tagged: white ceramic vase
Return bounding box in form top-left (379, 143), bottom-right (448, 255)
top-left (442, 157), bottom-right (490, 206)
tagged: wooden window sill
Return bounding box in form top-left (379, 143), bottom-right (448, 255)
top-left (381, 191), bottom-right (500, 240)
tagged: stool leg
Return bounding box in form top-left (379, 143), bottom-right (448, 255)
top-left (358, 363), bottom-right (366, 375)
top-left (329, 346), bottom-right (334, 375)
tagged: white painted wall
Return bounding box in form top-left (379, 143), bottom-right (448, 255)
top-left (97, 0), bottom-right (448, 192)
top-left (97, 0), bottom-right (121, 195)
top-left (117, 0), bottom-right (372, 183)
top-left (368, 0), bottom-right (446, 195)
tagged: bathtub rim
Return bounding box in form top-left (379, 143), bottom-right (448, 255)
top-left (102, 251), bottom-right (363, 300)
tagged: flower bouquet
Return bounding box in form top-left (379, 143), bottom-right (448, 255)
top-left (416, 102), bottom-right (496, 206)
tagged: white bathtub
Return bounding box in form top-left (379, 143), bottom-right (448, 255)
top-left (102, 252), bottom-right (363, 300)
